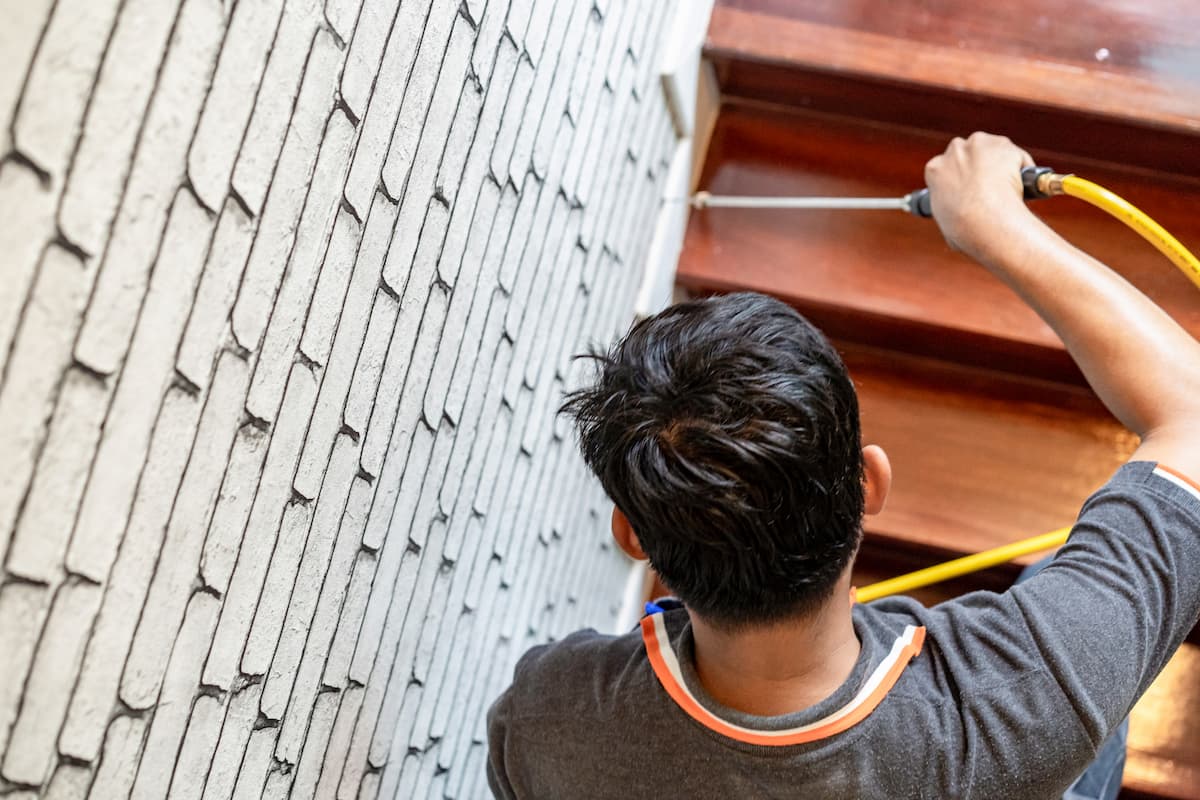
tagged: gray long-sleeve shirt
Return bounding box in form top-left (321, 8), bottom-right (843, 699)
top-left (487, 461), bottom-right (1200, 798)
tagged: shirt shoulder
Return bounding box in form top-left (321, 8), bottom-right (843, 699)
top-left (1082, 459), bottom-right (1200, 517)
top-left (502, 625), bottom-right (653, 723)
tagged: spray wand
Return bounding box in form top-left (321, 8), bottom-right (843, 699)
top-left (690, 167), bottom-right (1054, 215)
top-left (692, 165), bottom-right (1200, 292)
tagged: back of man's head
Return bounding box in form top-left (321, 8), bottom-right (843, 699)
top-left (563, 292), bottom-right (865, 629)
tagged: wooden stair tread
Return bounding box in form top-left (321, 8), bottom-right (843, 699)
top-left (717, 0), bottom-right (1200, 81)
top-left (705, 1), bottom-right (1200, 174)
top-left (678, 103), bottom-right (1200, 383)
top-left (1126, 642), bottom-right (1200, 799)
top-left (844, 343), bottom-right (1136, 559)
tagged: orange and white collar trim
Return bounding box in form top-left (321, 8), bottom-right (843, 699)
top-left (640, 613), bottom-right (926, 746)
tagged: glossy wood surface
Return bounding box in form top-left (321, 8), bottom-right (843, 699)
top-left (678, 103), bottom-right (1200, 383)
top-left (705, 1), bottom-right (1200, 176)
top-left (1126, 643), bottom-right (1200, 799)
top-left (706, 57), bottom-right (1200, 178)
top-left (845, 343), bottom-right (1137, 557)
top-left (706, 2), bottom-right (1200, 177)
top-left (718, 0), bottom-right (1200, 89)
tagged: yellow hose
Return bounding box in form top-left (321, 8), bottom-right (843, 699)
top-left (859, 174), bottom-right (1200, 602)
top-left (1060, 175), bottom-right (1200, 291)
top-left (855, 527), bottom-right (1070, 603)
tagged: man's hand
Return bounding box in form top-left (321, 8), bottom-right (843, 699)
top-left (920, 133), bottom-right (1200, 468)
top-left (924, 132), bottom-right (1037, 262)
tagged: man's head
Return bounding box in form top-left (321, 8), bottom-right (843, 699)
top-left (563, 292), bottom-right (889, 629)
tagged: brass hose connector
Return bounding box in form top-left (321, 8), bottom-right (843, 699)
top-left (1036, 171), bottom-right (1070, 198)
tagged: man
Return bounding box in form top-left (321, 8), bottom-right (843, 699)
top-left (486, 133), bottom-right (1200, 798)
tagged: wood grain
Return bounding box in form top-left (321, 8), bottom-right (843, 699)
top-left (707, 3), bottom-right (1200, 136)
top-left (1126, 643), bottom-right (1200, 799)
top-left (678, 103), bottom-right (1200, 383)
top-left (844, 342), bottom-right (1137, 557)
top-left (705, 2), bottom-right (1200, 176)
top-left (717, 0), bottom-right (1200, 88)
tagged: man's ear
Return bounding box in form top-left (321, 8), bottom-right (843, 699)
top-left (611, 507), bottom-right (647, 560)
top-left (863, 444), bottom-right (892, 516)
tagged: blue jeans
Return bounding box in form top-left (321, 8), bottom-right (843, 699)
top-left (1017, 558), bottom-right (1128, 800)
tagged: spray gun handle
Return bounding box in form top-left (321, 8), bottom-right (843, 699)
top-left (906, 166), bottom-right (1055, 217)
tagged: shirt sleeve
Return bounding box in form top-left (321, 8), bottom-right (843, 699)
top-left (486, 688), bottom-right (518, 799)
top-left (1005, 461), bottom-right (1200, 743)
top-left (486, 641), bottom-right (559, 798)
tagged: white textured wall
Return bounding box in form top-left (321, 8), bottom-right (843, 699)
top-left (0, 0), bottom-right (682, 796)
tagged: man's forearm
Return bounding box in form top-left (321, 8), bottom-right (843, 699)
top-left (972, 207), bottom-right (1200, 445)
top-left (925, 133), bottom-right (1200, 470)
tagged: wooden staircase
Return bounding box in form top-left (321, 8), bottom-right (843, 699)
top-left (674, 2), bottom-right (1200, 797)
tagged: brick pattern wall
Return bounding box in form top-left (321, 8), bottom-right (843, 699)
top-left (0, 0), bottom-right (681, 796)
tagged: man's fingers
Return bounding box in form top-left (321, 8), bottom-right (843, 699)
top-left (924, 155), bottom-right (941, 183)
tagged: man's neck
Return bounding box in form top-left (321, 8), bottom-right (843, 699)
top-left (688, 578), bottom-right (860, 717)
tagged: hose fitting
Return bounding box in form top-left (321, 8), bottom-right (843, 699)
top-left (1034, 170), bottom-right (1068, 198)
top-left (1020, 166), bottom-right (1058, 198)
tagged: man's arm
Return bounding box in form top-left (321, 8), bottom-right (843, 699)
top-left (924, 133), bottom-right (1200, 474)
top-left (923, 133), bottom-right (1200, 744)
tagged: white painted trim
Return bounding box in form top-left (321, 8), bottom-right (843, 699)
top-left (659, 0), bottom-right (716, 138)
top-left (634, 2), bottom-right (718, 320)
top-left (615, 559), bottom-right (653, 633)
top-left (634, 139), bottom-right (692, 317)
top-left (690, 58), bottom-right (720, 192)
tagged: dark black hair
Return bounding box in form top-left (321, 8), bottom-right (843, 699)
top-left (562, 292), bottom-right (864, 628)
